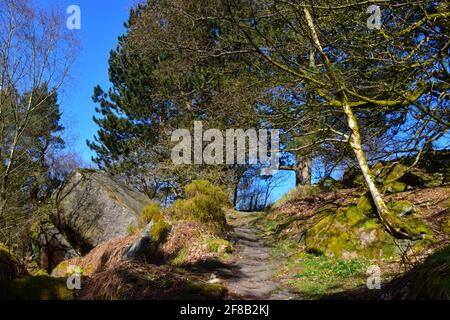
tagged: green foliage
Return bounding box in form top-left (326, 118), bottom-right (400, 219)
top-left (138, 202), bottom-right (163, 227)
top-left (168, 181), bottom-right (228, 231)
top-left (150, 221), bottom-right (172, 244)
top-left (272, 240), bottom-right (370, 299)
top-left (0, 85), bottom-right (65, 248)
top-left (185, 180), bottom-right (228, 204)
top-left (296, 255), bottom-right (368, 279)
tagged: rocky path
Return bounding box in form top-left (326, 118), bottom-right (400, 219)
top-left (213, 213), bottom-right (294, 300)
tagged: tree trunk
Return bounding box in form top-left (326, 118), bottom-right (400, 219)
top-left (303, 8), bottom-right (410, 239)
top-left (295, 155), bottom-right (312, 186)
top-left (341, 101), bottom-right (410, 239)
top-left (295, 43), bottom-right (315, 187)
top-left (233, 184), bottom-right (239, 208)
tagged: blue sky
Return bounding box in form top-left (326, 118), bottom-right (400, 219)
top-left (44, 0), bottom-right (133, 162)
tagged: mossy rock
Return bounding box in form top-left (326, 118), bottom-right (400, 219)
top-left (387, 200), bottom-right (432, 240)
top-left (383, 163), bottom-right (435, 193)
top-left (342, 167), bottom-right (365, 188)
top-left (305, 197), bottom-right (433, 259)
top-left (306, 206), bottom-right (398, 259)
top-left (0, 276), bottom-right (74, 300)
top-left (388, 200), bottom-right (415, 217)
top-left (384, 181), bottom-right (407, 194)
top-left (203, 237), bottom-right (235, 255)
top-left (0, 243), bottom-right (22, 281)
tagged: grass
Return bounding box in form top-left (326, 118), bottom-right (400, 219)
top-left (272, 240), bottom-right (372, 299)
top-left (171, 247), bottom-right (189, 267)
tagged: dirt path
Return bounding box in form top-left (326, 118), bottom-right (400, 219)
top-left (213, 213), bottom-right (294, 299)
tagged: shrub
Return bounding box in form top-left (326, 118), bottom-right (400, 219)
top-left (185, 180), bottom-right (228, 205)
top-left (150, 221), bottom-right (172, 244)
top-left (167, 181), bottom-right (229, 231)
top-left (138, 202), bottom-right (163, 227)
top-left (272, 185), bottom-right (321, 208)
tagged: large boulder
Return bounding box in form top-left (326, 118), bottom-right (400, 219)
top-left (53, 170), bottom-right (151, 252)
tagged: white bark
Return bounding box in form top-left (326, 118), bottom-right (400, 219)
top-left (303, 8), bottom-right (409, 238)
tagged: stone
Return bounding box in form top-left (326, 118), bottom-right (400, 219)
top-left (36, 222), bottom-right (79, 272)
top-left (53, 169), bottom-right (151, 251)
top-left (0, 243), bottom-right (22, 281)
top-left (122, 221), bottom-right (171, 261)
top-left (122, 222), bottom-right (155, 261)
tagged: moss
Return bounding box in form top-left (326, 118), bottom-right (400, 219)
top-left (319, 178), bottom-right (343, 192)
top-left (306, 203), bottom-right (402, 259)
top-left (389, 200), bottom-right (414, 217)
top-left (0, 276), bottom-right (74, 300)
top-left (203, 237), bottom-right (235, 255)
top-left (357, 196), bottom-right (374, 215)
top-left (171, 247), bottom-right (189, 267)
top-left (0, 243), bottom-right (19, 281)
top-left (181, 281), bottom-right (227, 300)
top-left (30, 221), bottom-right (41, 242)
top-left (402, 216), bottom-right (432, 239)
top-left (30, 269), bottom-right (49, 277)
top-left (440, 197), bottom-right (450, 209)
top-left (150, 220), bottom-right (172, 244)
top-left (346, 206), bottom-right (367, 227)
top-left (385, 163), bottom-right (408, 185)
top-left (380, 163), bottom-right (437, 193)
top-left (387, 201), bottom-right (432, 240)
top-left (384, 181), bottom-right (407, 194)
top-left (51, 260), bottom-right (72, 277)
